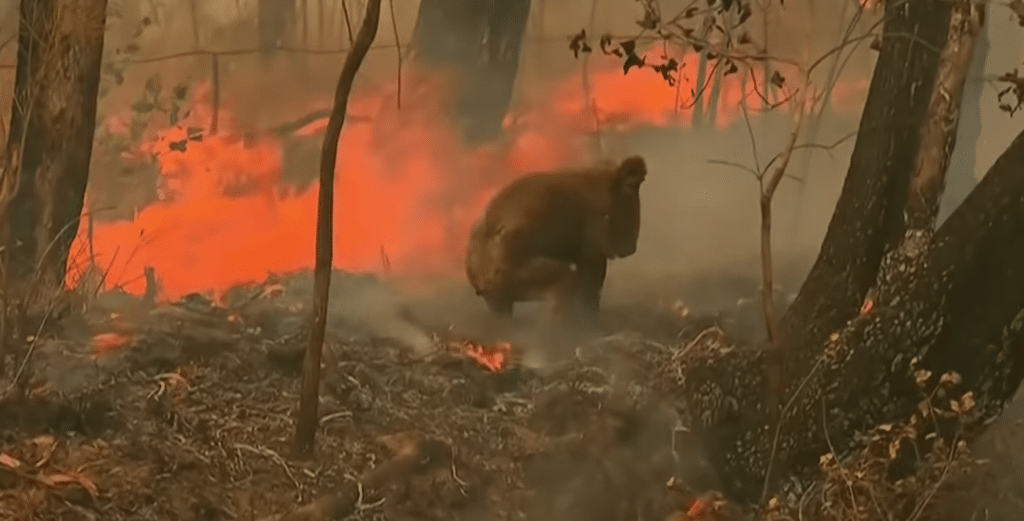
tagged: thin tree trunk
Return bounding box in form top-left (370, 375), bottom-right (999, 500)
top-left (706, 65), bottom-right (722, 129)
top-left (294, 0), bottom-right (383, 457)
top-left (1, 0), bottom-right (108, 299)
top-left (693, 53), bottom-right (707, 127)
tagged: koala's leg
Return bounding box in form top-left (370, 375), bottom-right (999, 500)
top-left (547, 266), bottom-right (582, 320)
top-left (474, 228), bottom-right (528, 317)
top-left (574, 255), bottom-right (608, 319)
top-left (512, 258), bottom-right (576, 298)
top-left (483, 293), bottom-right (514, 316)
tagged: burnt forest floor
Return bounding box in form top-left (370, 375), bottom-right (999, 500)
top-left (0, 269), bottom-right (1022, 521)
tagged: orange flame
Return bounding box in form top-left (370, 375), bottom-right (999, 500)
top-left (69, 45), bottom-right (867, 302)
top-left (463, 341), bottom-right (512, 373)
top-left (91, 332), bottom-right (130, 358)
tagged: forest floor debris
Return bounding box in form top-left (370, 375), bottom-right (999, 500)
top-left (0, 270), bottom-right (1021, 521)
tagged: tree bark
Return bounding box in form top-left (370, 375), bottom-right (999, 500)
top-left (937, 13), bottom-right (989, 224)
top-left (672, 0), bottom-right (1022, 505)
top-left (293, 0), bottom-right (383, 457)
top-left (692, 54), bottom-right (708, 127)
top-left (411, 0), bottom-right (531, 143)
top-left (258, 0), bottom-right (294, 59)
top-left (463, 0), bottom-right (531, 142)
top-left (412, 0), bottom-right (493, 70)
top-left (0, 0), bottom-right (108, 297)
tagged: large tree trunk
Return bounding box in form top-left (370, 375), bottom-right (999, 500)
top-left (674, 0), bottom-right (1021, 505)
top-left (411, 0), bottom-right (531, 143)
top-left (0, 0), bottom-right (108, 299)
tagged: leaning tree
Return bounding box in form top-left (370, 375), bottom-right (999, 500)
top-left (582, 0), bottom-right (1024, 506)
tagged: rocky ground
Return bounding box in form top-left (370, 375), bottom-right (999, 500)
top-left (0, 269), bottom-right (1022, 521)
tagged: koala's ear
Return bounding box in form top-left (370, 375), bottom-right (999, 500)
top-left (615, 156), bottom-right (646, 189)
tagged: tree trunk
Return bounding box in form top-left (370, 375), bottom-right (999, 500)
top-left (706, 65), bottom-right (722, 129)
top-left (937, 15), bottom-right (989, 224)
top-left (258, 0), bottom-right (294, 59)
top-left (294, 0), bottom-right (383, 457)
top-left (0, 0), bottom-right (108, 299)
top-left (673, 0), bottom-right (1021, 505)
top-left (411, 0), bottom-right (531, 143)
top-left (464, 0), bottom-right (531, 142)
top-left (692, 53), bottom-right (707, 127)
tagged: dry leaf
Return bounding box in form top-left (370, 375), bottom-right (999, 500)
top-left (952, 392), bottom-right (976, 415)
top-left (31, 435), bottom-right (57, 468)
top-left (939, 371), bottom-right (962, 388)
top-left (914, 369), bottom-right (932, 388)
top-left (259, 283), bottom-right (285, 298)
top-left (0, 453), bottom-right (23, 469)
top-left (44, 472), bottom-right (99, 497)
top-left (379, 432), bottom-right (422, 460)
top-left (91, 332), bottom-right (130, 358)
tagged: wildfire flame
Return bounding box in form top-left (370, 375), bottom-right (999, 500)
top-left (69, 46), bottom-right (867, 302)
top-left (91, 332), bottom-right (130, 358)
top-left (462, 341), bottom-right (512, 374)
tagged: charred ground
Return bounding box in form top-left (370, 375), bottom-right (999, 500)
top-left (0, 267), bottom-right (1022, 521)
top-left (0, 269), bottom-right (733, 521)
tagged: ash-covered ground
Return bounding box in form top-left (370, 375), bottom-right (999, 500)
top-left (1, 263), bottom-right (1022, 521)
top-left (0, 261), bottom-right (780, 521)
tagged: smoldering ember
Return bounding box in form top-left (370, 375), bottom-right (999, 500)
top-left (2, 1), bottom-right (1024, 520)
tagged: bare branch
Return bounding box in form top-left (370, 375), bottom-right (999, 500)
top-left (294, 0), bottom-right (383, 457)
top-left (761, 132), bottom-right (858, 177)
top-left (708, 158), bottom-right (761, 180)
top-left (387, 0), bottom-right (402, 109)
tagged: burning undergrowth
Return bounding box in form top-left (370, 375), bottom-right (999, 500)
top-left (0, 270), bottom-right (1020, 521)
top-left (5, 31), bottom-right (1012, 520)
top-left (0, 269), bottom-right (728, 521)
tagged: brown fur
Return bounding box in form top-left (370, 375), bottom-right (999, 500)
top-left (465, 156), bottom-right (647, 318)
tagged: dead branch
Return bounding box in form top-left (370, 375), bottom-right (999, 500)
top-left (903, 0), bottom-right (984, 231)
top-left (210, 54), bottom-right (220, 133)
top-left (187, 0), bottom-right (201, 48)
top-left (384, 0), bottom-right (402, 110)
top-left (582, 0), bottom-right (601, 159)
top-left (341, 0), bottom-right (354, 47)
top-left (294, 0), bottom-right (383, 457)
